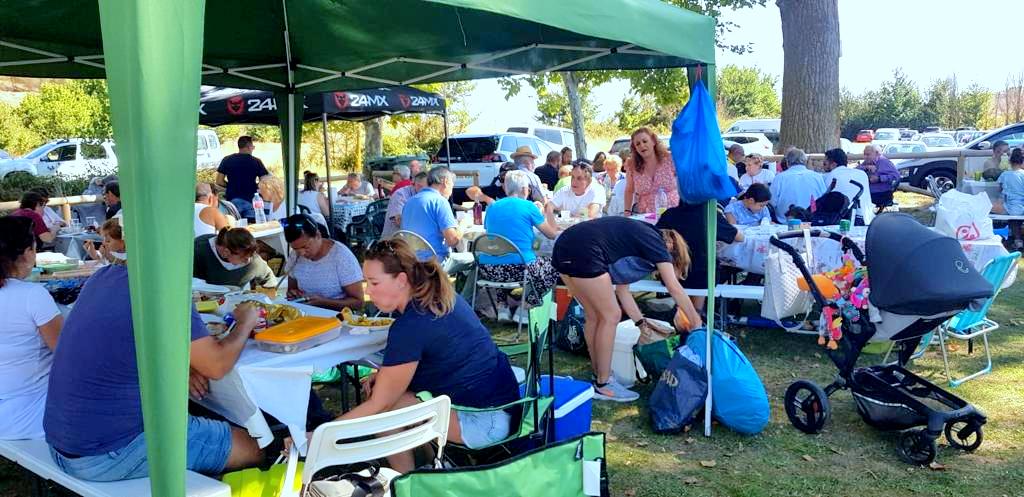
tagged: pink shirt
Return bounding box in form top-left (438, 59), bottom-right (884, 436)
top-left (630, 155), bottom-right (679, 213)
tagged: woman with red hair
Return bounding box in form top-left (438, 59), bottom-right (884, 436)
top-left (622, 127), bottom-right (679, 215)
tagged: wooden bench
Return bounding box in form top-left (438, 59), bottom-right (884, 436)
top-left (0, 439), bottom-right (230, 497)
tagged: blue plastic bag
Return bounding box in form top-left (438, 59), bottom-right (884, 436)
top-left (670, 81), bottom-right (739, 203)
top-left (685, 329), bottom-right (770, 435)
top-left (648, 346), bottom-right (708, 434)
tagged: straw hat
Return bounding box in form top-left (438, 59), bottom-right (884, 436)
top-left (510, 146), bottom-right (537, 160)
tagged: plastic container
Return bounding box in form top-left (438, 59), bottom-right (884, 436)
top-left (252, 193), bottom-right (267, 224)
top-left (612, 320), bottom-right (642, 387)
top-left (522, 376), bottom-right (593, 443)
top-left (254, 316), bottom-right (341, 353)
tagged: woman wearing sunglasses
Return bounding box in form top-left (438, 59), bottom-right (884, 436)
top-left (193, 228), bottom-right (278, 290)
top-left (282, 214), bottom-right (364, 310)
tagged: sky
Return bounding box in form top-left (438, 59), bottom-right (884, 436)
top-left (464, 0), bottom-right (1019, 133)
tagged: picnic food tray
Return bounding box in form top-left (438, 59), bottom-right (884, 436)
top-left (339, 308), bottom-right (394, 334)
top-left (254, 316), bottom-right (341, 353)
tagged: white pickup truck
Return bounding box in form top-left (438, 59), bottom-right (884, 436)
top-left (0, 129), bottom-right (222, 179)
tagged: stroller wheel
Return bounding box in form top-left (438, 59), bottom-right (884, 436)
top-left (896, 429), bottom-right (937, 465)
top-left (945, 421), bottom-right (983, 452)
top-left (784, 380), bottom-right (831, 434)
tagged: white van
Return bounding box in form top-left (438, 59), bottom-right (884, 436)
top-left (507, 125), bottom-right (583, 152)
top-left (725, 119), bottom-right (781, 145)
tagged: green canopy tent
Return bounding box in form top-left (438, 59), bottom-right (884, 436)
top-left (0, 1), bottom-right (717, 495)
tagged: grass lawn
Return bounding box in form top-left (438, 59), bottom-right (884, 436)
top-left (3, 193), bottom-right (1022, 496)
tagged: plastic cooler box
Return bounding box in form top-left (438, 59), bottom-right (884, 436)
top-left (521, 375), bottom-right (594, 443)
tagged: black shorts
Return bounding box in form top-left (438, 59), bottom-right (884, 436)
top-left (552, 240), bottom-right (606, 279)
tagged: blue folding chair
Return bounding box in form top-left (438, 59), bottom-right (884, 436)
top-left (935, 252), bottom-right (1020, 387)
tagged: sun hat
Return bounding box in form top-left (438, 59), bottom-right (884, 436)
top-left (510, 145), bottom-right (537, 160)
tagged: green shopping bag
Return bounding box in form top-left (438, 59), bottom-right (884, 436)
top-left (633, 334), bottom-right (682, 382)
top-left (223, 454), bottom-right (303, 497)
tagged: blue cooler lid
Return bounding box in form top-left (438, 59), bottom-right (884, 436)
top-left (521, 376), bottom-right (593, 414)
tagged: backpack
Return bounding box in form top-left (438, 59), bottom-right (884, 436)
top-left (554, 298), bottom-right (588, 356)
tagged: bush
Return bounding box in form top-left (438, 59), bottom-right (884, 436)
top-left (0, 174), bottom-right (92, 203)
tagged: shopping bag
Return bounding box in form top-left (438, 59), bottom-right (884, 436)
top-left (685, 329), bottom-right (770, 435)
top-left (633, 334), bottom-right (681, 382)
top-left (554, 298), bottom-right (589, 356)
top-left (223, 451), bottom-right (303, 497)
top-left (648, 345), bottom-right (708, 434)
top-left (761, 230), bottom-right (814, 325)
top-left (934, 190), bottom-right (993, 240)
top-left (670, 81), bottom-right (739, 203)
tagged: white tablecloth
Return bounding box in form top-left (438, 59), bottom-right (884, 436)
top-left (961, 180), bottom-right (1001, 203)
top-left (55, 232), bottom-right (102, 260)
top-left (196, 301), bottom-right (387, 454)
top-left (330, 199), bottom-right (373, 233)
top-left (248, 224), bottom-right (288, 256)
top-left (720, 224), bottom-right (1015, 288)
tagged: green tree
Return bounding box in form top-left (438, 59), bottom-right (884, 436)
top-left (959, 85), bottom-right (994, 128)
top-left (0, 102), bottom-right (41, 156)
top-left (716, 65), bottom-right (780, 118)
top-left (17, 80), bottom-right (112, 140)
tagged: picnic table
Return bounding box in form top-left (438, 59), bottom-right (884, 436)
top-left (720, 224), bottom-right (1016, 288)
top-left (194, 300), bottom-right (387, 455)
top-left (246, 221), bottom-right (288, 255)
top-left (54, 230), bottom-right (103, 260)
top-left (961, 179), bottom-right (1001, 203)
top-left (330, 197), bottom-right (373, 233)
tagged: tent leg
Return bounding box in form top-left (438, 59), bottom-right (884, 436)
top-left (322, 112), bottom-right (333, 222)
top-left (704, 200), bottom-right (717, 437)
top-left (443, 110), bottom-right (451, 167)
top-left (96, 1), bottom-right (206, 495)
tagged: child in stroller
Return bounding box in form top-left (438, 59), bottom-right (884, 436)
top-left (770, 213), bottom-right (993, 465)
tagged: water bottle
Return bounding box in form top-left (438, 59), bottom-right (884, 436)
top-left (252, 193), bottom-right (267, 224)
top-left (655, 187), bottom-right (668, 216)
top-left (472, 200), bottom-right (483, 225)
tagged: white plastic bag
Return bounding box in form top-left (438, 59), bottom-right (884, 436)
top-left (935, 190), bottom-right (993, 240)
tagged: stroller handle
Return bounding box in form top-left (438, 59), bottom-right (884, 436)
top-left (768, 229), bottom-right (866, 308)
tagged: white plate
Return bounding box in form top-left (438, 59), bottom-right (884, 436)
top-left (192, 278), bottom-right (233, 295)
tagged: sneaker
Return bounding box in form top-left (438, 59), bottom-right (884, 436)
top-left (592, 377), bottom-right (640, 403)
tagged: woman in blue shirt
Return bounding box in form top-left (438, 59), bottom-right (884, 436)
top-left (333, 238), bottom-right (520, 472)
top-left (478, 170), bottom-right (562, 307)
top-left (725, 183), bottom-right (773, 226)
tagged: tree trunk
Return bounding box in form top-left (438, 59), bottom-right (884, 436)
top-left (777, 0), bottom-right (840, 154)
top-left (363, 117), bottom-right (383, 162)
top-left (562, 72), bottom-right (588, 160)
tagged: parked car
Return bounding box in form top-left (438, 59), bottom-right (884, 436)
top-left (1, 129), bottom-right (221, 179)
top-left (918, 133), bottom-right (958, 150)
top-left (721, 132), bottom-right (774, 155)
top-left (883, 141), bottom-right (927, 165)
top-left (725, 118), bottom-right (780, 145)
top-left (609, 136), bottom-right (671, 156)
top-left (506, 125), bottom-right (585, 153)
top-left (435, 132), bottom-right (555, 196)
top-left (899, 128), bottom-right (918, 140)
top-left (871, 128), bottom-right (902, 150)
top-left (0, 149), bottom-right (10, 160)
top-left (897, 122), bottom-right (1024, 190)
top-left (855, 129), bottom-right (874, 143)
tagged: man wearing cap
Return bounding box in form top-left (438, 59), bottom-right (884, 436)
top-left (509, 146), bottom-right (547, 202)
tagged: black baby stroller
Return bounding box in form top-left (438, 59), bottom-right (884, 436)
top-left (810, 179), bottom-right (866, 226)
top-left (771, 213), bottom-right (993, 464)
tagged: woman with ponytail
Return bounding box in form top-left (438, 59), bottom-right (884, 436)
top-left (333, 238), bottom-right (520, 472)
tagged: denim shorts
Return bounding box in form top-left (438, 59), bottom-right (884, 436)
top-left (457, 409), bottom-right (511, 449)
top-left (49, 415), bottom-right (233, 482)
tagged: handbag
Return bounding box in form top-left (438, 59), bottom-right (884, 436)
top-left (761, 229), bottom-right (814, 329)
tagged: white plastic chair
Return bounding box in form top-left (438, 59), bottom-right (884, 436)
top-left (281, 395), bottom-right (451, 497)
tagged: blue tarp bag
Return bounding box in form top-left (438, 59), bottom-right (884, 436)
top-left (685, 329), bottom-right (770, 435)
top-left (670, 81), bottom-right (739, 203)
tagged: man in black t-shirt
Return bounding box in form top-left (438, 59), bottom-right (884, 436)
top-left (534, 151), bottom-right (561, 191)
top-left (216, 136), bottom-right (269, 220)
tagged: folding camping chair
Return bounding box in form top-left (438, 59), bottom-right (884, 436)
top-left (280, 395), bottom-right (452, 497)
top-left (389, 433), bottom-right (608, 497)
top-left (935, 252), bottom-right (1020, 387)
top-left (420, 291), bottom-right (555, 465)
top-left (345, 198), bottom-right (389, 250)
top-left (472, 233), bottom-right (530, 339)
top-left (389, 230), bottom-right (437, 262)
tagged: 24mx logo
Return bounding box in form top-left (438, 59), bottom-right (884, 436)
top-left (398, 94), bottom-right (441, 108)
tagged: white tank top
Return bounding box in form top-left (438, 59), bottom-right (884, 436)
top-left (297, 190), bottom-right (324, 216)
top-left (194, 203), bottom-right (217, 237)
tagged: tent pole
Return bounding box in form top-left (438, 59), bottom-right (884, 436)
top-left (322, 112), bottom-right (333, 222)
top-left (96, 1), bottom-right (205, 495)
top-left (443, 109), bottom-right (451, 167)
top-left (704, 200), bottom-right (716, 437)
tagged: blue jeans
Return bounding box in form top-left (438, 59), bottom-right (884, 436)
top-left (49, 416), bottom-right (233, 481)
top-left (230, 198), bottom-right (256, 221)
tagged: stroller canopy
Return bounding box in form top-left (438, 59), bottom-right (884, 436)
top-left (866, 214), bottom-right (993, 315)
